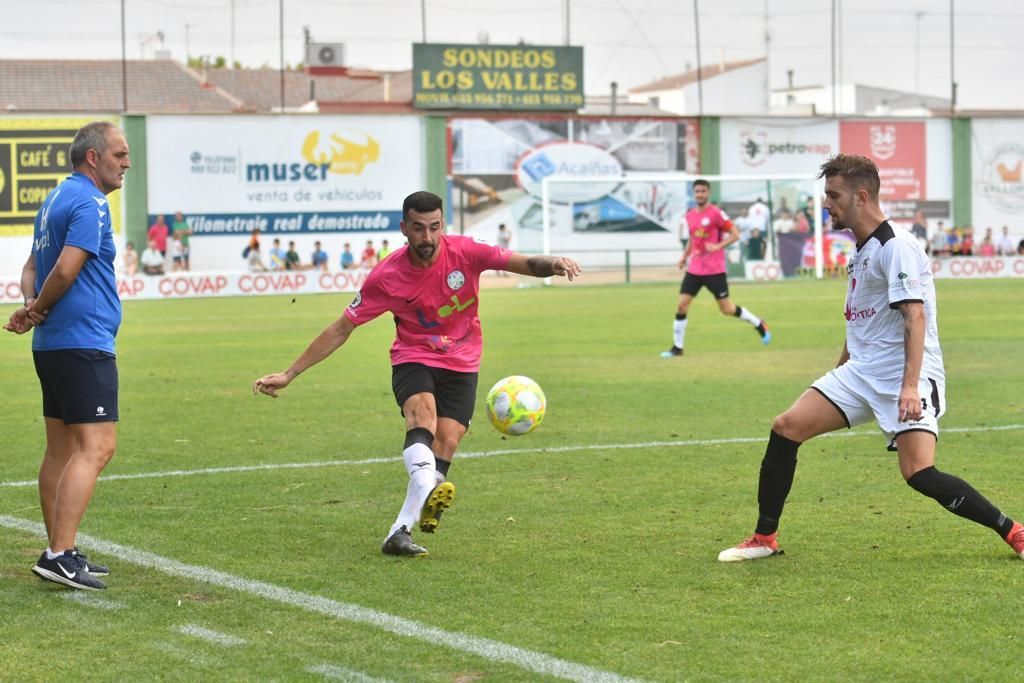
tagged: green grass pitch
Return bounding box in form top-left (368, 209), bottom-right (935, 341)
top-left (1, 277), bottom-right (1022, 681)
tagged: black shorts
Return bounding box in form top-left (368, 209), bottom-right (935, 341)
top-left (33, 349), bottom-right (119, 424)
top-left (680, 272), bottom-right (730, 299)
top-left (392, 363), bottom-right (478, 428)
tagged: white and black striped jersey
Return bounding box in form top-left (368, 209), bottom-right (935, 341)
top-left (842, 221), bottom-right (945, 382)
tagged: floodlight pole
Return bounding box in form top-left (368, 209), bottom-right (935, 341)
top-left (279, 0), bottom-right (285, 112)
top-left (121, 0), bottom-right (127, 112)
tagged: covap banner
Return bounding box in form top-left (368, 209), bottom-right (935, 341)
top-left (145, 115), bottom-right (423, 236)
top-left (0, 269), bottom-right (370, 304)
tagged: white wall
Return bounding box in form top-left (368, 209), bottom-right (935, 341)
top-left (681, 62), bottom-right (768, 115)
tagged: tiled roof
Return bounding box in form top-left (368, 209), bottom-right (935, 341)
top-left (629, 58), bottom-right (766, 94)
top-left (0, 59), bottom-right (414, 113)
top-left (202, 67), bottom-right (412, 111)
top-left (0, 59), bottom-right (242, 113)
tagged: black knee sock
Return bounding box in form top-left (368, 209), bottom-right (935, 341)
top-left (435, 458), bottom-right (451, 478)
top-left (755, 430), bottom-right (800, 535)
top-left (733, 306), bottom-right (743, 318)
top-left (907, 466), bottom-right (1015, 537)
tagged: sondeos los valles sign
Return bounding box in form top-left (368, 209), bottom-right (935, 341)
top-left (413, 43), bottom-right (584, 111)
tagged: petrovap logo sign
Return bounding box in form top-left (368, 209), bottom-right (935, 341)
top-left (147, 116), bottom-right (420, 236)
top-left (413, 43), bottom-right (584, 111)
top-left (739, 129), bottom-right (831, 168)
top-left (514, 142), bottom-right (623, 203)
top-left (740, 131), bottom-right (768, 167)
top-left (978, 142), bottom-right (1024, 214)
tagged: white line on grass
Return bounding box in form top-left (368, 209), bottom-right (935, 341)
top-left (307, 663), bottom-right (395, 683)
top-left (0, 515), bottom-right (646, 683)
top-left (1, 423), bottom-right (1021, 490)
top-left (62, 591), bottom-right (126, 610)
top-left (177, 624), bottom-right (248, 646)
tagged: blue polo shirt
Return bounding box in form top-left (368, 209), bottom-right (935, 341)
top-left (32, 172), bottom-right (121, 354)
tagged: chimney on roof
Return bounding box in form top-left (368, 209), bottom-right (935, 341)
top-left (787, 69), bottom-right (794, 89)
top-left (719, 49), bottom-right (725, 73)
top-left (383, 73), bottom-right (391, 102)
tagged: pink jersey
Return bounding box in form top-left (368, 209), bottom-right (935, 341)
top-left (686, 204), bottom-right (733, 276)
top-left (344, 234), bottom-right (511, 372)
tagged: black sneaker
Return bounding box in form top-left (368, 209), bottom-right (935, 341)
top-left (419, 481), bottom-right (455, 534)
top-left (32, 550), bottom-right (106, 590)
top-left (381, 526), bottom-right (428, 557)
top-left (660, 346), bottom-right (683, 358)
top-left (74, 548), bottom-right (109, 577)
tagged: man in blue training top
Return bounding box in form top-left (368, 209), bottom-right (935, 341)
top-left (4, 121), bottom-right (131, 591)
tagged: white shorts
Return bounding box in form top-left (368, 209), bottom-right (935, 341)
top-left (811, 361), bottom-right (946, 451)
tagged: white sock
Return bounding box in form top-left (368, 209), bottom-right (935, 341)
top-left (737, 306), bottom-right (762, 327)
top-left (45, 547), bottom-right (61, 560)
top-left (673, 318), bottom-right (688, 349)
top-left (387, 442), bottom-right (436, 540)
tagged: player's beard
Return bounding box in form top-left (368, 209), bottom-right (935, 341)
top-left (414, 242), bottom-right (437, 261)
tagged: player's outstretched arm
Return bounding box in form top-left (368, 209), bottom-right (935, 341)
top-left (505, 253), bottom-right (582, 281)
top-left (253, 315), bottom-right (357, 398)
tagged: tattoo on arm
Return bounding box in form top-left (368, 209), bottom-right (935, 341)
top-left (526, 256), bottom-right (557, 277)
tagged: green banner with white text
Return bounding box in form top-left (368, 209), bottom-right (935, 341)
top-left (412, 43), bottom-right (584, 111)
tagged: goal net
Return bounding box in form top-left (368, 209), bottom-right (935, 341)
top-left (529, 172), bottom-right (831, 283)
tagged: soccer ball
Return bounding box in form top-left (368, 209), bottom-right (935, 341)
top-left (485, 375), bottom-right (546, 436)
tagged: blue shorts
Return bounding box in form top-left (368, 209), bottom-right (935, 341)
top-left (33, 349), bottom-right (119, 424)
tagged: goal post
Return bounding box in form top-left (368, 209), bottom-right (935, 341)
top-left (538, 172), bottom-right (829, 280)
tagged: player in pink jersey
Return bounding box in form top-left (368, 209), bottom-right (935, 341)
top-left (252, 192), bottom-right (581, 557)
top-left (661, 179), bottom-right (771, 358)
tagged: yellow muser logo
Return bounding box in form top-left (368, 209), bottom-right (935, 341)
top-left (301, 130), bottom-right (380, 175)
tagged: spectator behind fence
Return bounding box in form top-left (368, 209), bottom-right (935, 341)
top-left (141, 239), bottom-right (165, 275)
top-left (170, 233), bottom-right (185, 271)
top-left (148, 214), bottom-right (168, 256)
top-left (123, 241), bottom-right (138, 276)
top-left (311, 241), bottom-right (328, 271)
top-left (285, 240), bottom-right (301, 271)
top-left (269, 238), bottom-right (286, 271)
top-left (247, 243), bottom-right (268, 272)
top-left (958, 227), bottom-right (975, 256)
top-left (378, 239), bottom-right (392, 260)
top-left (170, 211), bottom-right (192, 271)
top-left (746, 228), bottom-right (766, 261)
top-left (996, 226), bottom-right (1015, 255)
top-left (496, 224), bottom-right (512, 276)
top-left (340, 242), bottom-right (355, 270)
top-left (930, 221), bottom-right (948, 256)
top-left (361, 240), bottom-right (377, 268)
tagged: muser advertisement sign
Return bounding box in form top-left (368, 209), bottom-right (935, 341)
top-left (413, 43), bottom-right (584, 111)
top-left (145, 115), bottom-right (422, 236)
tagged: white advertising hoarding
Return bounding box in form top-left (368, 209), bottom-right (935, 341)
top-left (146, 115), bottom-right (423, 236)
top-left (971, 119), bottom-right (1024, 230)
top-left (720, 118), bottom-right (839, 175)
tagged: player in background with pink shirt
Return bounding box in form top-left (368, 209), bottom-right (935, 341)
top-left (661, 179), bottom-right (771, 358)
top-left (252, 191), bottom-right (581, 557)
